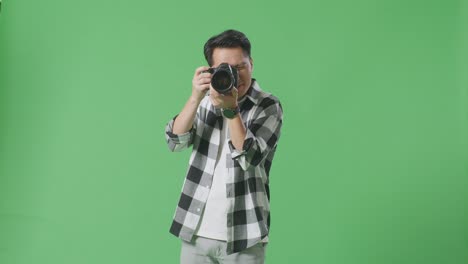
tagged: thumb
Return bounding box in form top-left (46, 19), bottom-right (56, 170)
top-left (231, 87), bottom-right (238, 97)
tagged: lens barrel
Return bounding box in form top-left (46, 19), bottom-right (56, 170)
top-left (207, 63), bottom-right (238, 94)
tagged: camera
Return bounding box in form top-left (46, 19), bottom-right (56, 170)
top-left (203, 63), bottom-right (238, 94)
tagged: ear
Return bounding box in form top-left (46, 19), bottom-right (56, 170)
top-left (250, 57), bottom-right (254, 71)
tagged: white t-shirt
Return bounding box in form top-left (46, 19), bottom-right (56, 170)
top-left (194, 116), bottom-right (269, 243)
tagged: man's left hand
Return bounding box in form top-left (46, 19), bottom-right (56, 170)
top-left (209, 86), bottom-right (238, 109)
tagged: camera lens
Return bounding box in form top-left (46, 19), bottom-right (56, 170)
top-left (210, 63), bottom-right (238, 94)
top-left (211, 70), bottom-right (233, 93)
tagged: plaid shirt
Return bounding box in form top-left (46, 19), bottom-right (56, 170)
top-left (165, 78), bottom-right (283, 255)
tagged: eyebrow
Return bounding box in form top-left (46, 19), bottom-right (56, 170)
top-left (234, 62), bottom-right (247, 67)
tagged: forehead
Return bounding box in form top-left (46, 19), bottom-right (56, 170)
top-left (212, 47), bottom-right (249, 66)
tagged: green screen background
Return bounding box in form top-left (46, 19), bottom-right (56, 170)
top-left (1, 0), bottom-right (467, 263)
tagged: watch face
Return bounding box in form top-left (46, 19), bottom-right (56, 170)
top-left (222, 106), bottom-right (240, 119)
top-left (223, 109), bottom-right (235, 118)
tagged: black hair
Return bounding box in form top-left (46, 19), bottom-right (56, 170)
top-left (203, 29), bottom-right (251, 66)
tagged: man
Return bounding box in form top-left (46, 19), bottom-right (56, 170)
top-left (165, 29), bottom-right (283, 264)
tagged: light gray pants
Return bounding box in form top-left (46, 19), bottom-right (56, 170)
top-left (180, 235), bottom-right (267, 264)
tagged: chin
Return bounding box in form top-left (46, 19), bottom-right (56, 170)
top-left (238, 82), bottom-right (249, 94)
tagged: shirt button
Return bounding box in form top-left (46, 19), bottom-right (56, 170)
top-left (197, 208), bottom-right (201, 212)
top-left (206, 185), bottom-right (210, 188)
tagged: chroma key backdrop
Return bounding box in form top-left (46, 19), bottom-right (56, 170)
top-left (0, 0), bottom-right (467, 263)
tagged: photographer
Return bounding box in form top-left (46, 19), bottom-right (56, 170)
top-left (165, 29), bottom-right (283, 264)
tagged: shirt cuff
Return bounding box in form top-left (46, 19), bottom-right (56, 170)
top-left (228, 130), bottom-right (254, 159)
top-left (166, 128), bottom-right (193, 143)
top-left (165, 115), bottom-right (194, 145)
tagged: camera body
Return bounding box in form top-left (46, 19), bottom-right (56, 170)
top-left (204, 63), bottom-right (238, 94)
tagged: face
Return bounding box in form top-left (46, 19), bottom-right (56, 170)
top-left (211, 47), bottom-right (254, 99)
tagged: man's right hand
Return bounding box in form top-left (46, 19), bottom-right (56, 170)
top-left (172, 66), bottom-right (212, 135)
top-left (191, 66), bottom-right (212, 102)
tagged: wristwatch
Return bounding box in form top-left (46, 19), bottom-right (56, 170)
top-left (222, 106), bottom-right (240, 119)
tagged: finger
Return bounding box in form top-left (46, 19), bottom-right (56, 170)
top-left (197, 77), bottom-right (211, 85)
top-left (194, 66), bottom-right (211, 77)
top-left (231, 87), bottom-right (238, 96)
top-left (211, 91), bottom-right (223, 99)
top-left (209, 86), bottom-right (220, 97)
top-left (199, 72), bottom-right (212, 78)
top-left (209, 93), bottom-right (220, 105)
top-left (199, 84), bottom-right (210, 91)
top-left (209, 96), bottom-right (217, 106)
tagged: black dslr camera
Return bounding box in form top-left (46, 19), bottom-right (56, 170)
top-left (203, 63), bottom-right (238, 94)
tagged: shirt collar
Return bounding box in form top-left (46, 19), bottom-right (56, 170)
top-left (239, 78), bottom-right (260, 105)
